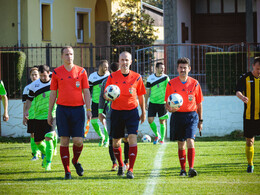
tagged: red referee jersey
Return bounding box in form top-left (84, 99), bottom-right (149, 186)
top-left (50, 65), bottom-right (89, 106)
top-left (165, 76), bottom-right (203, 112)
top-left (105, 70), bottom-right (146, 110)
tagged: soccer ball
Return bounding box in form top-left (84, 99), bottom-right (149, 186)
top-left (167, 93), bottom-right (183, 108)
top-left (104, 84), bottom-right (120, 101)
top-left (142, 134), bottom-right (151, 143)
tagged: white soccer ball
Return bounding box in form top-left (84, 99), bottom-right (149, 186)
top-left (142, 134), bottom-right (151, 143)
top-left (104, 84), bottom-right (120, 101)
top-left (167, 93), bottom-right (183, 108)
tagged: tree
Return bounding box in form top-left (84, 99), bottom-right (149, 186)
top-left (143, 0), bottom-right (163, 9)
top-left (110, 0), bottom-right (158, 46)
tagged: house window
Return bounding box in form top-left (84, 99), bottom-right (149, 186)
top-left (195, 0), bottom-right (208, 14)
top-left (75, 8), bottom-right (91, 43)
top-left (42, 4), bottom-right (51, 40)
top-left (224, 0), bottom-right (235, 13)
top-left (40, 0), bottom-right (53, 41)
top-left (77, 14), bottom-right (84, 43)
top-left (209, 0), bottom-right (221, 13)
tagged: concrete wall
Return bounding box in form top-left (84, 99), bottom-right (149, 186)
top-left (1, 96), bottom-right (243, 138)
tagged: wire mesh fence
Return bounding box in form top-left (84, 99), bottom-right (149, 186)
top-left (0, 42), bottom-right (259, 99)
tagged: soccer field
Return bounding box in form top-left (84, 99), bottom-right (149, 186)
top-left (0, 139), bottom-right (259, 194)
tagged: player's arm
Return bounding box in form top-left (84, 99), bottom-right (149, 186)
top-left (47, 90), bottom-right (57, 126)
top-left (103, 75), bottom-right (113, 101)
top-left (83, 88), bottom-right (92, 120)
top-left (98, 80), bottom-right (107, 124)
top-left (1, 95), bottom-right (9, 121)
top-left (23, 99), bottom-right (32, 125)
top-left (235, 75), bottom-right (248, 103)
top-left (144, 88), bottom-right (150, 110)
top-left (236, 91), bottom-right (248, 104)
top-left (197, 102), bottom-right (203, 133)
top-left (138, 95), bottom-right (146, 124)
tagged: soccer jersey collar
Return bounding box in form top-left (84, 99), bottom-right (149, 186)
top-left (62, 64), bottom-right (75, 72)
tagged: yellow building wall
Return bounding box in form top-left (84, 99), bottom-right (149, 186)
top-left (0, 0), bottom-right (111, 68)
top-left (0, 0), bottom-right (18, 46)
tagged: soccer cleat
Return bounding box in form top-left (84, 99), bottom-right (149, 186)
top-left (247, 165), bottom-right (254, 173)
top-left (153, 136), bottom-right (159, 145)
top-left (45, 162), bottom-right (51, 171)
top-left (179, 169), bottom-right (187, 176)
top-left (31, 155), bottom-right (39, 161)
top-left (188, 168), bottom-right (198, 177)
top-left (41, 155), bottom-right (46, 168)
top-left (159, 140), bottom-right (164, 145)
top-left (124, 163), bottom-right (129, 171)
top-left (36, 151), bottom-right (41, 158)
top-left (117, 166), bottom-right (125, 176)
top-left (64, 172), bottom-right (72, 180)
top-left (111, 164), bottom-right (118, 171)
top-left (126, 170), bottom-right (134, 179)
top-left (103, 141), bottom-right (109, 147)
top-left (99, 137), bottom-right (105, 147)
top-left (73, 161), bottom-right (84, 176)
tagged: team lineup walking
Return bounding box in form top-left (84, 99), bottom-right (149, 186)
top-left (14, 47), bottom-right (258, 180)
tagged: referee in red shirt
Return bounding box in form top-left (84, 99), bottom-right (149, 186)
top-left (165, 57), bottom-right (203, 177)
top-left (48, 46), bottom-right (92, 180)
top-left (105, 51), bottom-right (146, 179)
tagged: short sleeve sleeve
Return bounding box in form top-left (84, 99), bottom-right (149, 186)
top-left (136, 76), bottom-right (146, 96)
top-left (81, 69), bottom-right (90, 89)
top-left (50, 71), bottom-right (58, 90)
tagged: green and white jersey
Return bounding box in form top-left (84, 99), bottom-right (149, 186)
top-left (146, 73), bottom-right (169, 104)
top-left (89, 71), bottom-right (110, 103)
top-left (28, 79), bottom-right (56, 120)
top-left (22, 83), bottom-right (36, 119)
top-left (0, 80), bottom-right (7, 96)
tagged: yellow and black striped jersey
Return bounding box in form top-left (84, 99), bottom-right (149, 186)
top-left (236, 72), bottom-right (260, 120)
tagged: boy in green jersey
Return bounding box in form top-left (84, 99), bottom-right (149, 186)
top-left (0, 80), bottom-right (9, 121)
top-left (145, 62), bottom-right (169, 144)
top-left (89, 60), bottom-right (110, 146)
top-left (23, 65), bottom-right (57, 171)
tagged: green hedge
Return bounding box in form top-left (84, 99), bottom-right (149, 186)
top-left (205, 52), bottom-right (248, 95)
top-left (1, 51), bottom-right (26, 98)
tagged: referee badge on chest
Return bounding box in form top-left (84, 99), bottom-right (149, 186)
top-left (76, 81), bottom-right (80, 88)
top-left (188, 94), bottom-right (193, 101)
top-left (129, 87), bottom-right (133, 94)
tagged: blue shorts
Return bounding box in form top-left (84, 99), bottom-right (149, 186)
top-left (111, 108), bottom-right (139, 139)
top-left (56, 105), bottom-right (85, 137)
top-left (170, 111), bottom-right (198, 141)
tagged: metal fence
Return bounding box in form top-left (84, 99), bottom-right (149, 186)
top-left (0, 43), bottom-right (259, 99)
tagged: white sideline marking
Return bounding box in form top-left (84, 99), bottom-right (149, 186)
top-left (143, 143), bottom-right (167, 195)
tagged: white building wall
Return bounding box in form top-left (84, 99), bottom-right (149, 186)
top-left (1, 96), bottom-right (244, 138)
top-left (177, 0), bottom-right (191, 43)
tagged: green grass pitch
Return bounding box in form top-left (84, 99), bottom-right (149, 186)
top-left (0, 139), bottom-right (259, 194)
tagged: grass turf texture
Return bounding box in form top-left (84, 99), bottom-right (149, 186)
top-left (0, 139), bottom-right (259, 194)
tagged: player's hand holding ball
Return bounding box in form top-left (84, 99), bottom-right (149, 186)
top-left (104, 84), bottom-right (120, 101)
top-left (166, 93), bottom-right (183, 112)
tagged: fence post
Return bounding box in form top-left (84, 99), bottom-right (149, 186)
top-left (46, 43), bottom-right (51, 67)
top-left (89, 43), bottom-right (93, 70)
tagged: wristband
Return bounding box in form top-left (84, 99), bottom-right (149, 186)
top-left (199, 119), bottom-right (203, 123)
top-left (87, 108), bottom-right (92, 111)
